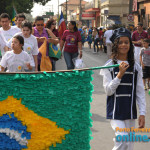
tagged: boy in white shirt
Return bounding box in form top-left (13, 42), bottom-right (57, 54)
top-left (140, 38), bottom-right (150, 90)
top-left (0, 13), bottom-right (20, 42)
top-left (14, 13), bottom-right (26, 31)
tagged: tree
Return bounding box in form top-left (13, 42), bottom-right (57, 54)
top-left (0, 0), bottom-right (50, 18)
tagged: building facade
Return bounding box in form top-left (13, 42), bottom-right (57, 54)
top-left (133, 0), bottom-right (150, 28)
top-left (100, 0), bottom-right (131, 28)
top-left (60, 0), bottom-right (87, 22)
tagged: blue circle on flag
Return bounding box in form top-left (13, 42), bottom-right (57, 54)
top-left (0, 113), bottom-right (31, 150)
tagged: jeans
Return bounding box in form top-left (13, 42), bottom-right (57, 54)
top-left (93, 38), bottom-right (99, 52)
top-left (64, 51), bottom-right (78, 70)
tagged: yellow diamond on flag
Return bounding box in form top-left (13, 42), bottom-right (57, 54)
top-left (0, 96), bottom-right (69, 150)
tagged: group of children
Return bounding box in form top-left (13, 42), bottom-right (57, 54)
top-left (0, 13), bottom-right (38, 72)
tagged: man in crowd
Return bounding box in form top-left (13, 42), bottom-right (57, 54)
top-left (15, 13), bottom-right (26, 31)
top-left (0, 13), bottom-right (21, 42)
top-left (132, 22), bottom-right (148, 64)
top-left (103, 26), bottom-right (113, 58)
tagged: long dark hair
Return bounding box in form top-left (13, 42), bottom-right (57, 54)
top-left (111, 37), bottom-right (135, 70)
top-left (70, 21), bottom-right (78, 32)
top-left (45, 19), bottom-right (56, 31)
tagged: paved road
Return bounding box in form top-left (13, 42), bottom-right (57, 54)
top-left (56, 43), bottom-right (150, 150)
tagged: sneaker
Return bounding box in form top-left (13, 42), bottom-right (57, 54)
top-left (93, 51), bottom-right (97, 53)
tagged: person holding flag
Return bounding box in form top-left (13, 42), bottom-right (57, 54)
top-left (12, 7), bottom-right (17, 26)
top-left (58, 11), bottom-right (66, 39)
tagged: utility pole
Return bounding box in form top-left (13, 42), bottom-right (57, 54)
top-left (58, 0), bottom-right (59, 25)
top-left (66, 0), bottom-right (67, 21)
top-left (79, 0), bottom-right (82, 21)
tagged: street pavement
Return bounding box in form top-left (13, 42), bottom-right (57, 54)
top-left (56, 43), bottom-right (150, 150)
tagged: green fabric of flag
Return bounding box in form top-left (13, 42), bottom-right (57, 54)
top-left (49, 43), bottom-right (62, 60)
top-left (12, 7), bottom-right (16, 26)
top-left (0, 71), bottom-right (93, 149)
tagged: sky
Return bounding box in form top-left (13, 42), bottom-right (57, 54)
top-left (31, 0), bottom-right (91, 18)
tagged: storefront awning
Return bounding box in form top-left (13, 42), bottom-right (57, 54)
top-left (107, 15), bottom-right (121, 24)
top-left (107, 15), bottom-right (120, 20)
top-left (85, 8), bottom-right (100, 12)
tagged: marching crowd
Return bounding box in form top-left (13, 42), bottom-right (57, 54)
top-left (0, 11), bottom-right (150, 150)
top-left (0, 12), bottom-right (150, 90)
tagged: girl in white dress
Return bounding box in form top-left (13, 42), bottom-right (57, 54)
top-left (1, 35), bottom-right (32, 72)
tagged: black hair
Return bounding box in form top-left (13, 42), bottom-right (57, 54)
top-left (21, 20), bottom-right (32, 34)
top-left (143, 38), bottom-right (150, 43)
top-left (13, 35), bottom-right (24, 50)
top-left (16, 13), bottom-right (26, 20)
top-left (0, 13), bottom-right (10, 20)
top-left (35, 16), bottom-right (44, 22)
top-left (70, 21), bottom-right (78, 32)
top-left (137, 22), bottom-right (143, 27)
top-left (111, 37), bottom-right (134, 70)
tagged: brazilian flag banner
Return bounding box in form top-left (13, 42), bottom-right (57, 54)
top-left (0, 71), bottom-right (93, 150)
top-left (12, 7), bottom-right (17, 26)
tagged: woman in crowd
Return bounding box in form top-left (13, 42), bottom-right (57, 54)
top-left (60, 21), bottom-right (82, 70)
top-left (32, 16), bottom-right (59, 71)
top-left (45, 19), bottom-right (60, 70)
top-left (45, 19), bottom-right (59, 38)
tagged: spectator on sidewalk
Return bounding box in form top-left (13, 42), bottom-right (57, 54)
top-left (132, 22), bottom-right (148, 65)
top-left (99, 28), bottom-right (104, 49)
top-left (86, 29), bottom-right (92, 49)
top-left (103, 26), bottom-right (113, 58)
top-left (92, 27), bottom-right (99, 53)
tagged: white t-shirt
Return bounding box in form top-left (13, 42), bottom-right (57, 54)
top-left (8, 32), bottom-right (39, 67)
top-left (0, 31), bottom-right (8, 56)
top-left (104, 30), bottom-right (113, 44)
top-left (0, 26), bottom-right (20, 42)
top-left (1, 50), bottom-right (32, 72)
top-left (13, 26), bottom-right (21, 32)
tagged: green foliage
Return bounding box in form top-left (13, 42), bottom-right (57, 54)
top-left (0, 0), bottom-right (50, 18)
